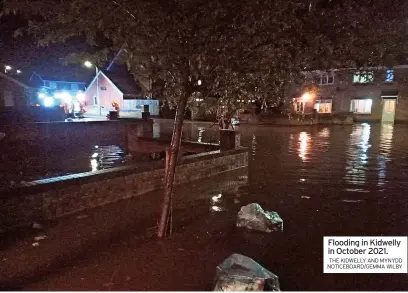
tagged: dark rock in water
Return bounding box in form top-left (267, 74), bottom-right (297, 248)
top-left (213, 253), bottom-right (280, 291)
top-left (236, 203), bottom-right (283, 233)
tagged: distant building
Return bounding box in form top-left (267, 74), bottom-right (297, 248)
top-left (287, 65), bottom-right (408, 123)
top-left (84, 70), bottom-right (159, 118)
top-left (0, 71), bottom-right (34, 107)
top-left (29, 72), bottom-right (87, 106)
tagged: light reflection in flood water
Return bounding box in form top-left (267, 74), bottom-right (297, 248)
top-left (377, 123), bottom-right (394, 186)
top-left (251, 135), bottom-right (257, 159)
top-left (344, 123), bottom-right (371, 190)
top-left (197, 127), bottom-right (205, 143)
top-left (298, 132), bottom-right (311, 162)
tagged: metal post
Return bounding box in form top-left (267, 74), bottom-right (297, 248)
top-left (96, 66), bottom-right (101, 116)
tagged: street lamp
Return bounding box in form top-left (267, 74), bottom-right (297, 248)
top-left (84, 61), bottom-right (101, 115)
top-left (4, 65), bottom-right (11, 73)
top-left (302, 92), bottom-right (312, 102)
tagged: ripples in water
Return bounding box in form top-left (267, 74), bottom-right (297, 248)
top-left (89, 145), bottom-right (126, 172)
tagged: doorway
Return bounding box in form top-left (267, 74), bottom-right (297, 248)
top-left (381, 99), bottom-right (396, 123)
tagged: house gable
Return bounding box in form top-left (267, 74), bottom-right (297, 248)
top-left (85, 71), bottom-right (123, 96)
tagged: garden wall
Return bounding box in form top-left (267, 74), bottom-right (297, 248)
top-left (0, 148), bottom-right (248, 231)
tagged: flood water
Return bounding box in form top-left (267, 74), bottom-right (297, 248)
top-left (2, 121), bottom-right (408, 290)
top-left (185, 122), bottom-right (408, 290)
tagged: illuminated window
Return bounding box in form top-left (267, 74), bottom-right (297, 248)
top-left (385, 70), bottom-right (394, 83)
top-left (314, 99), bottom-right (332, 113)
top-left (353, 71), bottom-right (374, 84)
top-left (350, 99), bottom-right (372, 114)
top-left (295, 101), bottom-right (304, 112)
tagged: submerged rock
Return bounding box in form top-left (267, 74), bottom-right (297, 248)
top-left (236, 203), bottom-right (283, 233)
top-left (213, 253), bottom-right (280, 291)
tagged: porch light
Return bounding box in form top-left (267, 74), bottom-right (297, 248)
top-left (84, 61), bottom-right (93, 68)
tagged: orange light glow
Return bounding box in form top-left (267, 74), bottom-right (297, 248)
top-left (302, 92), bottom-right (312, 102)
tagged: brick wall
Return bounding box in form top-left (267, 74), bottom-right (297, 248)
top-left (0, 148), bottom-right (248, 230)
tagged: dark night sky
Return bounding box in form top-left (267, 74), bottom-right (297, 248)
top-left (0, 14), bottom-right (94, 83)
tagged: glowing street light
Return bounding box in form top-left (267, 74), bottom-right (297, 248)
top-left (4, 65), bottom-right (11, 73)
top-left (84, 61), bottom-right (93, 68)
top-left (302, 92), bottom-right (312, 102)
top-left (16, 69), bottom-right (22, 74)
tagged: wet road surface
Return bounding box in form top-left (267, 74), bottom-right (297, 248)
top-left (1, 122), bottom-right (408, 290)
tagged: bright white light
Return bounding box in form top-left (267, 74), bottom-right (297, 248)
top-left (302, 92), bottom-right (312, 102)
top-left (43, 97), bottom-right (54, 107)
top-left (197, 79), bottom-right (202, 86)
top-left (91, 159), bottom-right (98, 172)
top-left (195, 98), bottom-right (203, 102)
top-left (5, 65), bottom-right (11, 71)
top-left (366, 99), bottom-right (373, 112)
top-left (92, 153), bottom-right (99, 158)
top-left (16, 69), bottom-right (21, 74)
top-left (55, 91), bottom-right (72, 103)
top-left (76, 91), bottom-right (85, 101)
top-left (84, 61), bottom-right (93, 68)
top-left (38, 92), bottom-right (46, 98)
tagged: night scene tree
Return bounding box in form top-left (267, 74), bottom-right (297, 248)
top-left (3, 0), bottom-right (408, 238)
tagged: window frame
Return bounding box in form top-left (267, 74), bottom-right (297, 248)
top-left (315, 72), bottom-right (335, 86)
top-left (350, 99), bottom-right (372, 114)
top-left (315, 99), bottom-right (333, 113)
top-left (385, 69), bottom-right (394, 83)
top-left (353, 71), bottom-right (374, 84)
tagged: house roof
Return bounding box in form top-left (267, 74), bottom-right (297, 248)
top-left (0, 71), bottom-right (30, 89)
top-left (101, 70), bottom-right (143, 98)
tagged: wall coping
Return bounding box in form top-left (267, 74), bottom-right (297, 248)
top-left (0, 148), bottom-right (248, 197)
top-left (138, 136), bottom-right (220, 148)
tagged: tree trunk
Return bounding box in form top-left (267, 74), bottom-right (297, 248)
top-left (157, 91), bottom-right (189, 238)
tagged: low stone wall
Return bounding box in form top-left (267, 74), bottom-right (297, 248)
top-left (0, 148), bottom-right (248, 231)
top-left (248, 113), bottom-right (354, 126)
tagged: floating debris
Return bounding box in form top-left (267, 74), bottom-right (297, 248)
top-left (34, 235), bottom-right (46, 241)
top-left (213, 253), bottom-right (280, 291)
top-left (236, 203), bottom-right (283, 233)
